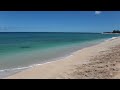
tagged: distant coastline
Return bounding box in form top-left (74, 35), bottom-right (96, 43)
top-left (102, 33), bottom-right (120, 34)
top-left (103, 30), bottom-right (120, 34)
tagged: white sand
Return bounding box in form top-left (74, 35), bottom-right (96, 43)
top-left (5, 37), bottom-right (120, 79)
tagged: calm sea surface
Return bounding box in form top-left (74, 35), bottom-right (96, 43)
top-left (0, 32), bottom-right (120, 78)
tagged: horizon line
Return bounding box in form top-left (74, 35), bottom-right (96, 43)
top-left (0, 31), bottom-right (101, 33)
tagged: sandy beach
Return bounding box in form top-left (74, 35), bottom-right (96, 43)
top-left (4, 37), bottom-right (120, 79)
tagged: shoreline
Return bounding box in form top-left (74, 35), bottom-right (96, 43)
top-left (0, 38), bottom-right (106, 78)
top-left (4, 37), bottom-right (120, 79)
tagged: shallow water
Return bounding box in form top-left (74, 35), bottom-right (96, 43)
top-left (0, 32), bottom-right (120, 78)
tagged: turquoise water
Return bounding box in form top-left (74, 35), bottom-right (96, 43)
top-left (0, 32), bottom-right (120, 78)
top-left (0, 32), bottom-right (120, 55)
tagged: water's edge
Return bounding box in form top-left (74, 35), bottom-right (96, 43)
top-left (1, 37), bottom-right (115, 79)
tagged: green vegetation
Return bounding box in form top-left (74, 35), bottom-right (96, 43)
top-left (112, 30), bottom-right (120, 33)
top-left (103, 30), bottom-right (120, 33)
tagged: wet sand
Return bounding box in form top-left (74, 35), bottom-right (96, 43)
top-left (5, 37), bottom-right (120, 79)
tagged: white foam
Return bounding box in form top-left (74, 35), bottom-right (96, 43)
top-left (104, 37), bottom-right (119, 42)
top-left (111, 37), bottom-right (118, 39)
top-left (0, 55), bottom-right (68, 73)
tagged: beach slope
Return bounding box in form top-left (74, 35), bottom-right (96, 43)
top-left (5, 37), bottom-right (120, 79)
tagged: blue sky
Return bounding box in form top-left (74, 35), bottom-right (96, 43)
top-left (0, 11), bottom-right (120, 32)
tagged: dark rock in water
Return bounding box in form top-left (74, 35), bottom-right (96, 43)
top-left (20, 46), bottom-right (30, 48)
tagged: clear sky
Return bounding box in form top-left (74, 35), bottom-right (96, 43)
top-left (0, 11), bottom-right (120, 32)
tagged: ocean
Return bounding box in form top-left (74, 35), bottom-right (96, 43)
top-left (0, 32), bottom-right (120, 78)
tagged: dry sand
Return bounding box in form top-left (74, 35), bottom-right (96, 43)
top-left (5, 37), bottom-right (120, 79)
